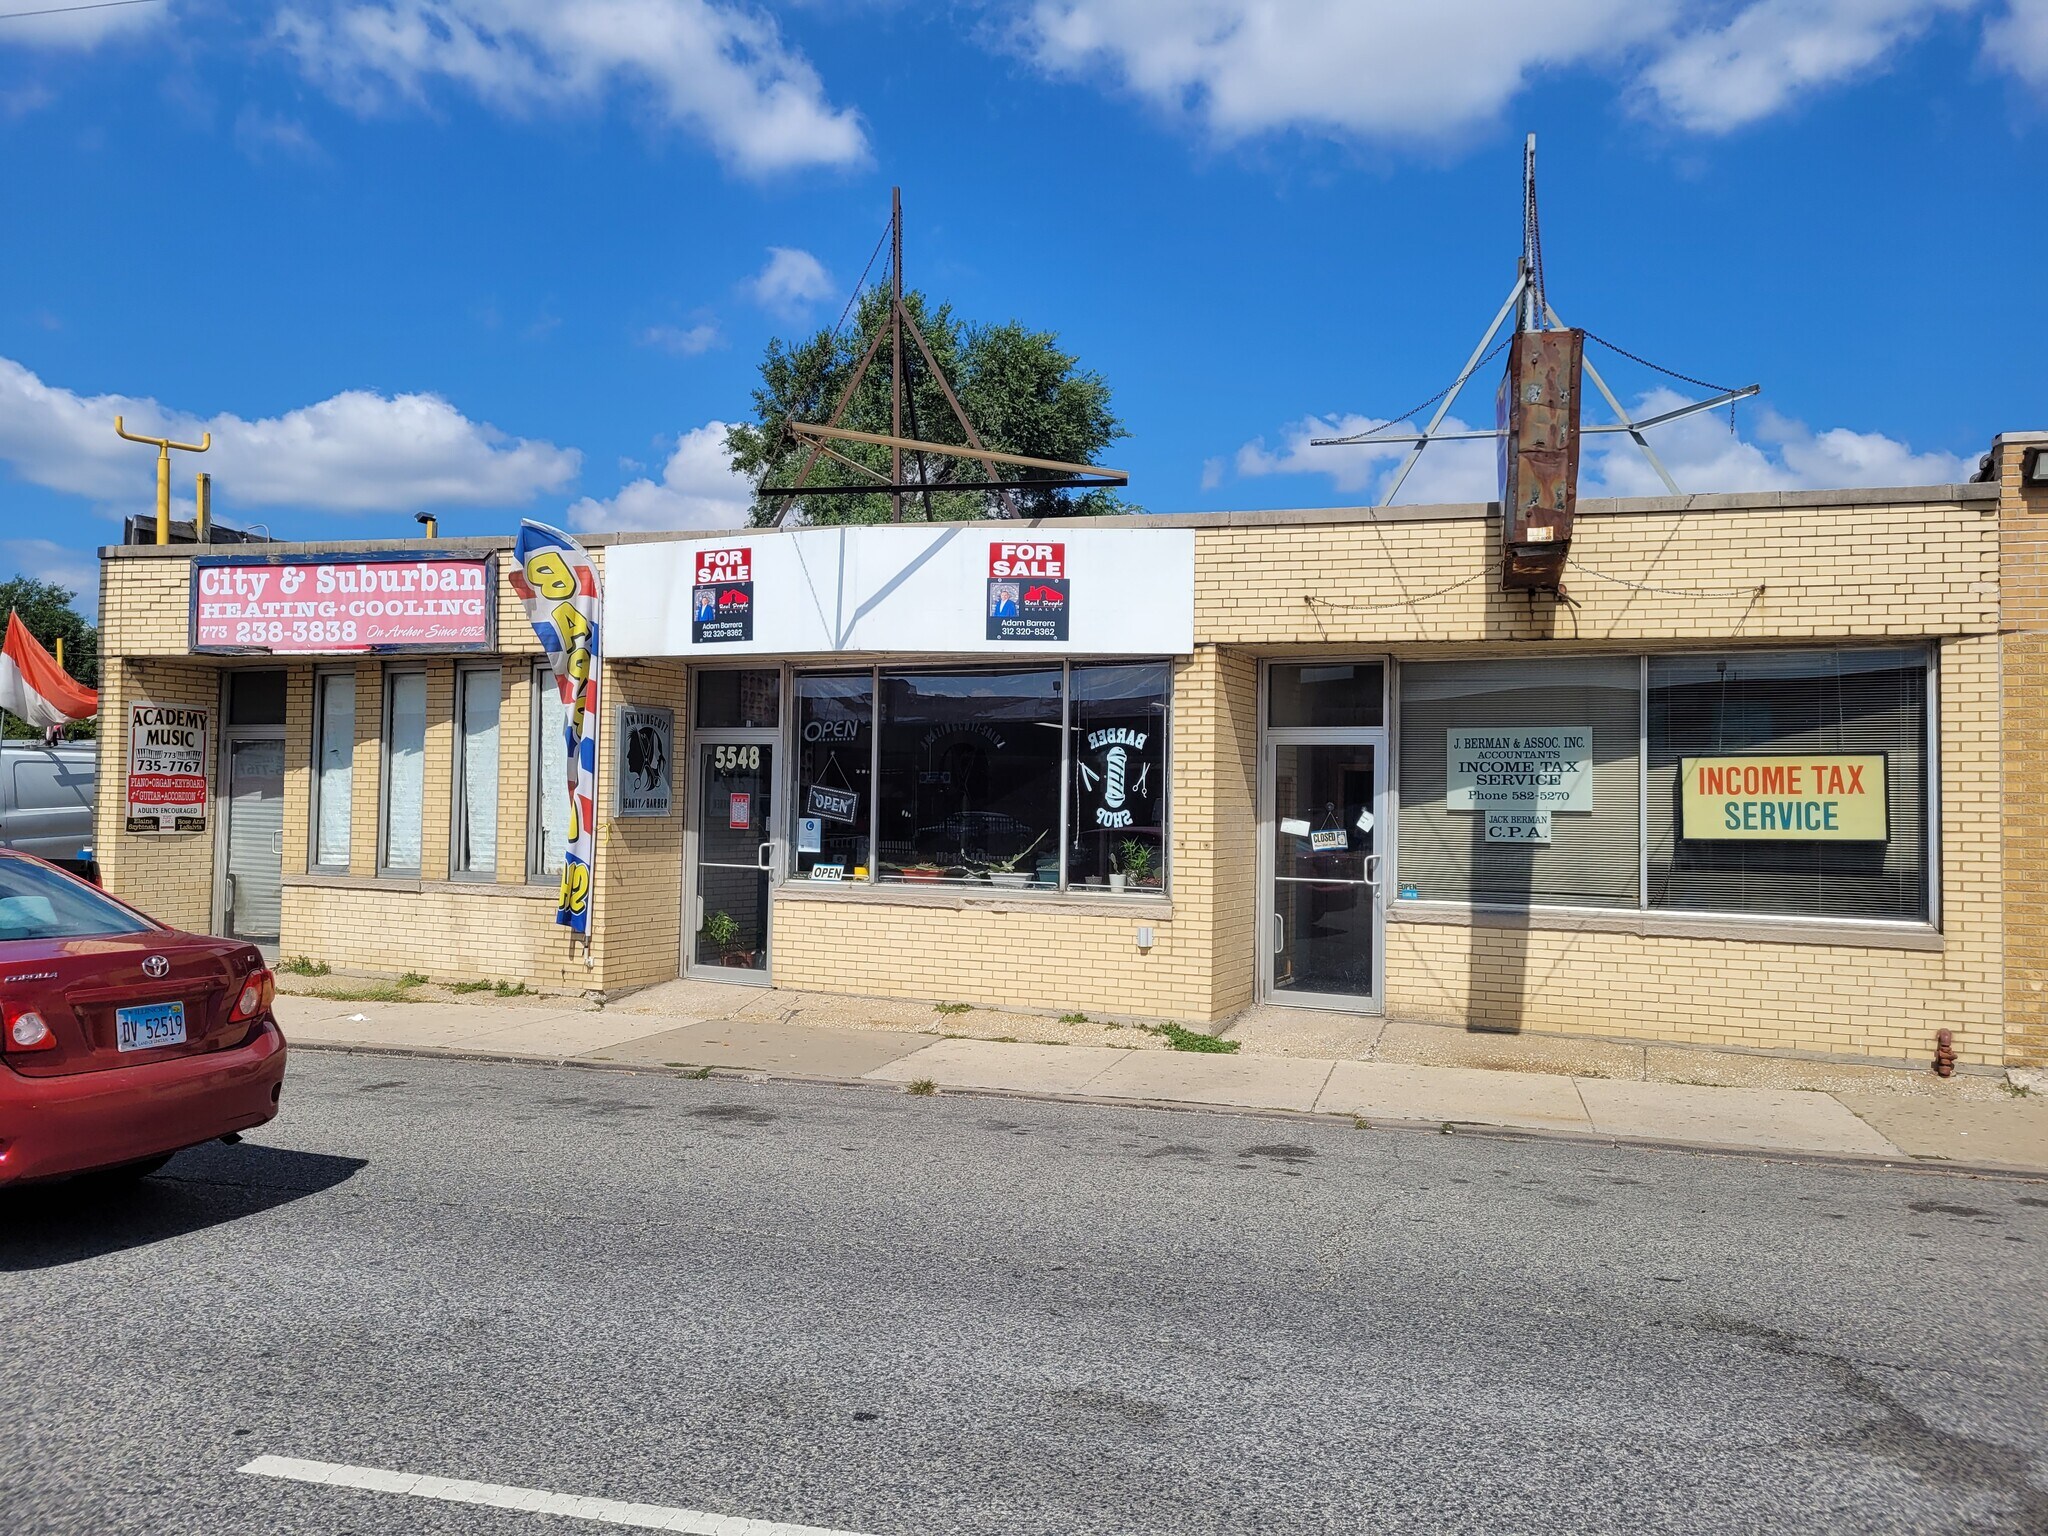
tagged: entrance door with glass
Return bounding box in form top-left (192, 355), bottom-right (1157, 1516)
top-left (222, 736), bottom-right (284, 945)
top-left (689, 736), bottom-right (776, 980)
top-left (1262, 737), bottom-right (1385, 1008)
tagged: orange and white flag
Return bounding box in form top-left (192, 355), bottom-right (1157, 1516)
top-left (0, 610), bottom-right (97, 729)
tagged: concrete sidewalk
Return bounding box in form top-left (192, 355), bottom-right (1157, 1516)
top-left (273, 988), bottom-right (2048, 1173)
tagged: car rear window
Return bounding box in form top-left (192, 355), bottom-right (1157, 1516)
top-left (0, 859), bottom-right (153, 941)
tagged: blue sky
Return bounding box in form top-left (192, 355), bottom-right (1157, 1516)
top-left (1, 0), bottom-right (2042, 617)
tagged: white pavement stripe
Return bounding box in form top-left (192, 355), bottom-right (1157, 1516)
top-left (238, 1455), bottom-right (881, 1536)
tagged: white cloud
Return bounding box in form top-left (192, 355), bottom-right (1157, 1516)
top-left (234, 104), bottom-right (324, 162)
top-left (1010, 1), bottom-right (2028, 141)
top-left (568, 420), bottom-right (751, 531)
top-left (1641, 0), bottom-right (1973, 131)
top-left (0, 353), bottom-right (579, 514)
top-left (1985, 0), bottom-right (2048, 87)
top-left (639, 321), bottom-right (723, 356)
top-left (747, 246), bottom-right (833, 320)
top-left (1225, 388), bottom-right (1974, 505)
top-left (272, 0), bottom-right (866, 174)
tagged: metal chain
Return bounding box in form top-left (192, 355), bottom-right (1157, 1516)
top-left (829, 216), bottom-right (894, 340)
top-left (1579, 329), bottom-right (1737, 396)
top-left (1321, 333), bottom-right (1513, 444)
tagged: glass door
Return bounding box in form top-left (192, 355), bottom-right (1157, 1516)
top-left (1263, 737), bottom-right (1385, 1009)
top-left (223, 737), bottom-right (285, 945)
top-left (690, 736), bottom-right (775, 980)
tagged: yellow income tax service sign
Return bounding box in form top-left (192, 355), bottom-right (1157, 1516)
top-left (1679, 754), bottom-right (1888, 842)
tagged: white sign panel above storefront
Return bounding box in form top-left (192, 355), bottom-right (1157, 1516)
top-left (1446, 728), bottom-right (1592, 814)
top-left (606, 526), bottom-right (1195, 658)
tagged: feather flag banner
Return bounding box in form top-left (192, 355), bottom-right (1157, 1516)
top-left (510, 522), bottom-right (602, 934)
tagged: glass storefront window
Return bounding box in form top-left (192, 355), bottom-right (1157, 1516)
top-left (379, 669), bottom-right (427, 875)
top-left (1067, 663), bottom-right (1169, 890)
top-left (454, 665), bottom-right (499, 877)
top-left (1269, 662), bottom-right (1383, 728)
top-left (531, 667), bottom-right (570, 881)
top-left (1647, 648), bottom-right (1929, 921)
top-left (1397, 658), bottom-right (1641, 908)
top-left (875, 669), bottom-right (1063, 886)
top-left (696, 669), bottom-right (781, 729)
top-left (794, 673), bottom-right (872, 878)
top-left (311, 671), bottom-right (353, 871)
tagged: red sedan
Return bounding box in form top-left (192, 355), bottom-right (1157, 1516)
top-left (0, 849), bottom-right (285, 1186)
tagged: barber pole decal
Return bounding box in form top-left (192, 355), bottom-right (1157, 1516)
top-left (510, 522), bottom-right (602, 934)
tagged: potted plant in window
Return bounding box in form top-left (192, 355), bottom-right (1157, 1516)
top-left (968, 830), bottom-right (1048, 889)
top-left (1116, 838), bottom-right (1160, 892)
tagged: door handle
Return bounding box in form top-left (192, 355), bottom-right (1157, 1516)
top-left (1364, 853), bottom-right (1383, 888)
top-left (757, 841), bottom-right (775, 871)
top-left (1273, 912), bottom-right (1284, 954)
top-left (224, 873), bottom-right (238, 919)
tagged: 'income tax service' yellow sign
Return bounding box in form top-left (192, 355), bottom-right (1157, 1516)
top-left (1678, 754), bottom-right (1888, 842)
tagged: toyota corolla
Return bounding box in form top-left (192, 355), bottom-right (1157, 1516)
top-left (0, 849), bottom-right (285, 1186)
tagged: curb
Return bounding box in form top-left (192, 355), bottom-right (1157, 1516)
top-left (287, 1038), bottom-right (2048, 1184)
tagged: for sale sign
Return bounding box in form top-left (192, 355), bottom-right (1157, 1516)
top-left (692, 547), bottom-right (754, 644)
top-left (126, 703), bottom-right (210, 833)
top-left (986, 542), bottom-right (1068, 642)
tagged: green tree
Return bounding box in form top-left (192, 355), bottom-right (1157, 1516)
top-left (727, 287), bottom-right (1128, 525)
top-left (0, 576), bottom-right (98, 739)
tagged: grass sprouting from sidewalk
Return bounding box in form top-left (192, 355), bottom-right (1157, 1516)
top-left (1142, 1022), bottom-right (1240, 1054)
top-left (280, 956), bottom-right (330, 977)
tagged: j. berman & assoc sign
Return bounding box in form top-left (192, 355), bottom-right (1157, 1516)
top-left (191, 552), bottom-right (498, 655)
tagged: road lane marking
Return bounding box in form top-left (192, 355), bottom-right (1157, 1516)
top-left (238, 1455), bottom-right (881, 1535)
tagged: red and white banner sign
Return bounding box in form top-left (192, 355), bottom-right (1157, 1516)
top-left (694, 548), bottom-right (752, 584)
top-left (126, 703), bottom-right (209, 834)
top-left (192, 555), bottom-right (496, 653)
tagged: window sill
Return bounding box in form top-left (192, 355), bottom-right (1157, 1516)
top-left (284, 872), bottom-right (558, 901)
top-left (773, 881), bottom-right (1172, 921)
top-left (1390, 900), bottom-right (1942, 951)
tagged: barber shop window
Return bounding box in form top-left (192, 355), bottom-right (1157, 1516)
top-left (1648, 648), bottom-right (1930, 921)
top-left (876, 669), bottom-right (1063, 885)
top-left (452, 664), bottom-right (499, 878)
top-left (1067, 663), bottom-right (1169, 890)
top-left (796, 662), bottom-right (1172, 894)
top-left (310, 670), bottom-right (354, 871)
top-left (529, 665), bottom-right (570, 881)
top-left (378, 668), bottom-right (427, 875)
top-left (1397, 658), bottom-right (1641, 909)
top-left (793, 673), bottom-right (872, 877)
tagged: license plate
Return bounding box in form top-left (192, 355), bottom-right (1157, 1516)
top-left (116, 1000), bottom-right (187, 1052)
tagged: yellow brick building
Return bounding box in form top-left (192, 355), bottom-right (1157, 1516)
top-left (90, 438), bottom-right (2048, 1071)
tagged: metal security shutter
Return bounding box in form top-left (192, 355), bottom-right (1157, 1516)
top-left (226, 739), bottom-right (284, 941)
top-left (1397, 658), bottom-right (1641, 909)
top-left (1647, 648), bottom-right (1929, 921)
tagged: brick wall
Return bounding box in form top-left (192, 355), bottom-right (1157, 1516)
top-left (1997, 435), bottom-right (2048, 1067)
top-left (93, 484), bottom-right (2016, 1055)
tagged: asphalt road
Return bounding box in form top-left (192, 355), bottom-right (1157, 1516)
top-left (5, 1052), bottom-right (2047, 1535)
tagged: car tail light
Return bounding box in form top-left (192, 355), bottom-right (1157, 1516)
top-left (230, 969), bottom-right (275, 1022)
top-left (4, 1006), bottom-right (56, 1052)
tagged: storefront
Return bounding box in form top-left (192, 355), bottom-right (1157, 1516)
top-left (90, 434), bottom-right (2048, 1072)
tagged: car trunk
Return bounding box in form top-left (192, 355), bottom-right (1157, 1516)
top-left (3, 934), bottom-right (256, 1077)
